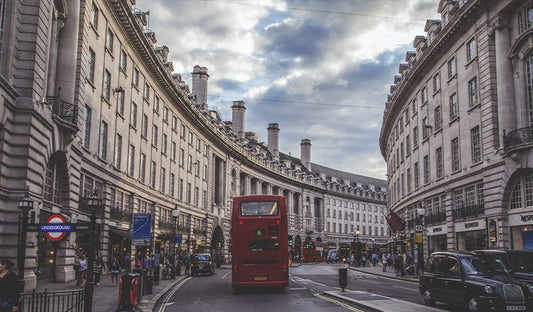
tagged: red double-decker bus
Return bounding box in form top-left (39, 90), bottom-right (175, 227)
top-left (302, 241), bottom-right (316, 262)
top-left (231, 195), bottom-right (289, 290)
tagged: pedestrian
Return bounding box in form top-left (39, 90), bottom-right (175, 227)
top-left (382, 254), bottom-right (387, 272)
top-left (110, 258), bottom-right (121, 287)
top-left (93, 256), bottom-right (103, 286)
top-left (123, 253), bottom-right (131, 274)
top-left (77, 254), bottom-right (87, 287)
top-left (0, 258), bottom-right (20, 312)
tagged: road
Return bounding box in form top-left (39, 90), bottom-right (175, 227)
top-left (152, 263), bottom-right (462, 312)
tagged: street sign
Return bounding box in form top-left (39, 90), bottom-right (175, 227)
top-left (132, 213), bottom-right (152, 246)
top-left (27, 223), bottom-right (90, 232)
top-left (175, 233), bottom-right (182, 244)
top-left (415, 225), bottom-right (423, 232)
top-left (45, 214), bottom-right (68, 242)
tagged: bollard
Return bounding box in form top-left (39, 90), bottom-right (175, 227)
top-left (339, 268), bottom-right (347, 292)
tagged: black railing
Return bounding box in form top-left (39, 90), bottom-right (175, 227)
top-left (46, 96), bottom-right (78, 130)
top-left (452, 203), bottom-right (484, 220)
top-left (109, 209), bottom-right (132, 222)
top-left (503, 126), bottom-right (533, 150)
top-left (158, 220), bottom-right (174, 230)
top-left (20, 288), bottom-right (85, 312)
top-left (425, 212), bottom-right (447, 225)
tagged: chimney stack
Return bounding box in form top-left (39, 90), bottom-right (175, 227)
top-left (231, 101), bottom-right (246, 139)
top-left (267, 123), bottom-right (280, 160)
top-left (191, 65), bottom-right (209, 109)
top-left (300, 139), bottom-right (311, 171)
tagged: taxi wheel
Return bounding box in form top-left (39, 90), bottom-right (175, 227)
top-left (467, 296), bottom-right (480, 312)
top-left (423, 289), bottom-right (435, 306)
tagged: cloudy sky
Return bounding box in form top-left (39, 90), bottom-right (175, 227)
top-left (135, 0), bottom-right (439, 180)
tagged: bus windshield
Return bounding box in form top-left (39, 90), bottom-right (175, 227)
top-left (241, 201), bottom-right (278, 216)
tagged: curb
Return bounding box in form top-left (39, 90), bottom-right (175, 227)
top-left (348, 267), bottom-right (419, 283)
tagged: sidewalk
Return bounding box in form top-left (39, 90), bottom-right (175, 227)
top-left (348, 263), bottom-right (419, 282)
top-left (35, 270), bottom-right (188, 312)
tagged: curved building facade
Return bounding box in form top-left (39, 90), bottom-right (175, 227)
top-left (0, 0), bottom-right (387, 289)
top-left (380, 0), bottom-right (533, 259)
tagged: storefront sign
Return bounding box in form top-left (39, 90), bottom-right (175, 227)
top-left (521, 214), bottom-right (533, 222)
top-left (456, 219), bottom-right (485, 232)
top-left (508, 213), bottom-right (533, 226)
top-left (427, 226), bottom-right (444, 236)
top-left (488, 219), bottom-right (497, 243)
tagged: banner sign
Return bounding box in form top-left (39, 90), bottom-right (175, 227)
top-left (132, 213), bottom-right (152, 246)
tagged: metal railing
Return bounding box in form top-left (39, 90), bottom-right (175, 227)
top-left (425, 212), bottom-right (447, 225)
top-left (503, 126), bottom-right (533, 151)
top-left (452, 203), bottom-right (484, 220)
top-left (46, 96), bottom-right (78, 130)
top-left (20, 288), bottom-right (85, 312)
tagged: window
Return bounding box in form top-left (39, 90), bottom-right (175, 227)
top-left (142, 114), bottom-right (148, 138)
top-left (448, 57), bottom-right (456, 78)
top-left (117, 89), bottom-right (124, 116)
top-left (180, 148), bottom-right (185, 166)
top-left (179, 178), bottom-right (184, 201)
top-left (120, 49), bottom-right (127, 72)
top-left (152, 124), bottom-right (158, 147)
top-left (144, 83), bottom-right (150, 101)
top-left (433, 73), bottom-right (440, 93)
top-left (511, 181), bottom-right (523, 209)
top-left (140, 153), bottom-right (146, 183)
top-left (518, 3), bottom-right (533, 34)
top-left (154, 96), bottom-right (160, 112)
top-left (451, 137), bottom-right (460, 172)
top-left (150, 161), bottom-right (157, 188)
top-left (91, 3), bottom-right (99, 29)
top-left (434, 105), bottom-right (442, 130)
top-left (106, 29), bottom-right (114, 52)
top-left (449, 93), bottom-right (458, 120)
top-left (468, 77), bottom-right (478, 108)
top-left (204, 164), bottom-right (208, 180)
top-left (83, 105), bottom-right (91, 149)
top-left (466, 38), bottom-right (477, 61)
top-left (163, 106), bottom-right (169, 123)
top-left (412, 98), bottom-right (417, 114)
top-left (186, 183), bottom-right (191, 203)
top-left (405, 108), bottom-right (410, 124)
top-left (181, 124), bottom-right (186, 138)
top-left (423, 155), bottom-right (430, 184)
top-left (406, 134), bottom-right (410, 155)
top-left (421, 86), bottom-right (428, 104)
top-left (414, 162), bottom-right (419, 188)
top-left (133, 67), bottom-right (139, 88)
top-left (172, 116), bottom-right (178, 131)
top-left (103, 70), bottom-right (111, 101)
top-left (187, 155), bottom-right (193, 171)
top-left (436, 147), bottom-right (443, 179)
top-left (413, 126), bottom-right (418, 149)
top-left (422, 117), bottom-right (429, 140)
top-left (169, 173), bottom-right (175, 197)
top-left (407, 168), bottom-right (411, 193)
top-left (194, 187), bottom-right (199, 206)
top-left (87, 48), bottom-right (96, 84)
top-left (98, 121), bottom-right (108, 160)
top-left (130, 102), bottom-right (137, 128)
top-left (160, 167), bottom-right (166, 193)
top-left (114, 134), bottom-right (122, 169)
top-left (128, 145), bottom-right (135, 176)
top-left (471, 125), bottom-right (481, 163)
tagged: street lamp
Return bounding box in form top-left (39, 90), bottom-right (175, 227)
top-left (17, 193), bottom-right (34, 294)
top-left (171, 206), bottom-right (179, 279)
top-left (83, 191), bottom-right (102, 312)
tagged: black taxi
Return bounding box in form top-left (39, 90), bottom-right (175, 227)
top-left (419, 251), bottom-right (533, 312)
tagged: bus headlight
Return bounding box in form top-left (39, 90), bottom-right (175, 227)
top-left (484, 285), bottom-right (495, 294)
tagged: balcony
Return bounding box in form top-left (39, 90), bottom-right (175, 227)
top-left (158, 220), bottom-right (174, 230)
top-left (504, 126), bottom-right (533, 151)
top-left (425, 212), bottom-right (447, 225)
top-left (46, 96), bottom-right (78, 132)
top-left (452, 203), bottom-right (484, 220)
top-left (109, 209), bottom-right (132, 222)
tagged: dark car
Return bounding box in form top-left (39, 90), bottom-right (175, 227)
top-left (476, 250), bottom-right (533, 284)
top-left (419, 251), bottom-right (533, 312)
top-left (190, 253), bottom-right (215, 276)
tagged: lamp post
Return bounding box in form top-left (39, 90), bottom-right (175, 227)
top-left (171, 206), bottom-right (179, 279)
top-left (17, 193), bottom-right (34, 294)
top-left (83, 191), bottom-right (102, 312)
top-left (416, 207), bottom-right (425, 275)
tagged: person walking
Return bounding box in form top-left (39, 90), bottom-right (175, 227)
top-left (93, 256), bottom-right (103, 286)
top-left (77, 254), bottom-right (87, 287)
top-left (0, 258), bottom-right (19, 312)
top-left (110, 258), bottom-right (121, 287)
top-left (382, 254), bottom-right (387, 272)
top-left (123, 253), bottom-right (131, 274)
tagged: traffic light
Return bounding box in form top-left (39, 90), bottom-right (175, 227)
top-left (217, 242), bottom-right (222, 248)
top-left (288, 235), bottom-right (293, 244)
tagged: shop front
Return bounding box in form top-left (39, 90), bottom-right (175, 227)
top-left (109, 227), bottom-right (132, 263)
top-left (455, 219), bottom-right (487, 250)
top-left (509, 212), bottom-right (533, 250)
top-left (426, 225), bottom-right (447, 254)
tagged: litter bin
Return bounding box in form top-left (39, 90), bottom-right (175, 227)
top-left (339, 268), bottom-right (347, 291)
top-left (153, 266), bottom-right (160, 286)
top-left (176, 264), bottom-right (181, 276)
top-left (117, 273), bottom-right (139, 312)
top-left (144, 275), bottom-right (154, 295)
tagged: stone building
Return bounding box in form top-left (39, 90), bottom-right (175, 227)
top-left (0, 0), bottom-right (386, 289)
top-left (380, 0), bottom-right (533, 259)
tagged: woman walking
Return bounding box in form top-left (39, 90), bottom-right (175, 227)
top-left (0, 258), bottom-right (20, 312)
top-left (110, 258), bottom-right (121, 287)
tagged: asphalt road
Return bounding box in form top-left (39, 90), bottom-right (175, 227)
top-left (153, 263), bottom-right (462, 312)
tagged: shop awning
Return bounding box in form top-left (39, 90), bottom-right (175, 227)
top-left (109, 228), bottom-right (132, 240)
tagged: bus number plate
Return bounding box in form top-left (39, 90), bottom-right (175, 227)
top-left (254, 276), bottom-right (267, 281)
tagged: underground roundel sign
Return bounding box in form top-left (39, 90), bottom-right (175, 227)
top-left (43, 214), bottom-right (71, 242)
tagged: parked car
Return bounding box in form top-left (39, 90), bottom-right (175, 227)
top-left (475, 250), bottom-right (533, 284)
top-left (190, 253), bottom-right (215, 276)
top-left (419, 251), bottom-right (533, 312)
